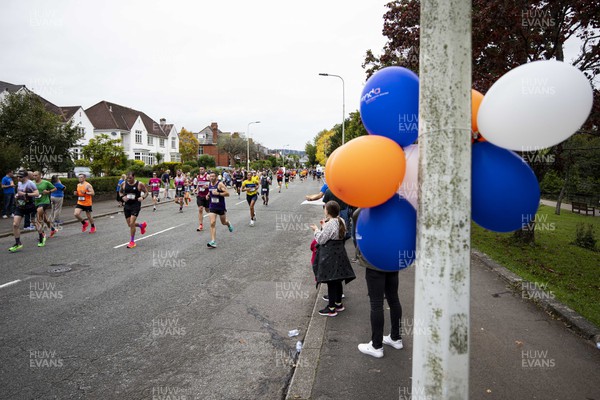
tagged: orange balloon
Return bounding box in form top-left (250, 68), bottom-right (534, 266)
top-left (325, 135), bottom-right (406, 208)
top-left (472, 89), bottom-right (484, 133)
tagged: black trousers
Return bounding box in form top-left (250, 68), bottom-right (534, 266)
top-left (326, 279), bottom-right (344, 308)
top-left (365, 268), bottom-right (402, 349)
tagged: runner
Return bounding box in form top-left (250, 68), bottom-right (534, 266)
top-left (284, 169), bottom-right (291, 189)
top-left (241, 171), bottom-right (260, 226)
top-left (260, 170), bottom-right (271, 206)
top-left (8, 170), bottom-right (39, 252)
top-left (161, 169), bottom-right (171, 200)
top-left (233, 169), bottom-right (244, 198)
top-left (206, 171), bottom-right (233, 248)
top-left (119, 172), bottom-right (148, 249)
top-left (149, 172), bottom-right (162, 211)
top-left (276, 167), bottom-right (284, 193)
top-left (184, 175), bottom-right (192, 206)
top-left (73, 173), bottom-right (96, 233)
top-left (173, 170), bottom-right (185, 212)
top-left (116, 174), bottom-right (126, 207)
top-left (32, 171), bottom-right (57, 246)
top-left (195, 166), bottom-right (210, 231)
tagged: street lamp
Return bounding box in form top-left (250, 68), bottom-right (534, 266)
top-left (246, 121), bottom-right (260, 170)
top-left (319, 73), bottom-right (345, 145)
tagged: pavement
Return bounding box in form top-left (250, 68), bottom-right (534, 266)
top-left (1, 184), bottom-right (599, 399)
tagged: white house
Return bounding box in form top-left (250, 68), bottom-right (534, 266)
top-left (60, 106), bottom-right (95, 160)
top-left (85, 101), bottom-right (180, 164)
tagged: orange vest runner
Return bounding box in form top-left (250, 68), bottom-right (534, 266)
top-left (77, 183), bottom-right (93, 206)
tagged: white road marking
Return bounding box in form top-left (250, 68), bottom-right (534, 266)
top-left (113, 223), bottom-right (186, 248)
top-left (0, 279), bottom-right (21, 289)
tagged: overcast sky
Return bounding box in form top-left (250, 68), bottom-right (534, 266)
top-left (1, 0), bottom-right (389, 151)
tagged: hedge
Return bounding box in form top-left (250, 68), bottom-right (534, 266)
top-left (59, 176), bottom-right (121, 201)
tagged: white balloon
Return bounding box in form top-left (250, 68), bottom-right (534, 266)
top-left (398, 144), bottom-right (418, 209)
top-left (477, 60), bottom-right (593, 151)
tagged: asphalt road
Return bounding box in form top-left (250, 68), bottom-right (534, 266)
top-left (0, 178), bottom-right (324, 399)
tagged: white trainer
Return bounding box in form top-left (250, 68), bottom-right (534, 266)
top-left (383, 335), bottom-right (403, 349)
top-left (249, 220), bottom-right (255, 227)
top-left (358, 341), bottom-right (383, 358)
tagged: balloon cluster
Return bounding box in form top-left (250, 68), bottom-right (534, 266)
top-left (325, 61), bottom-right (593, 272)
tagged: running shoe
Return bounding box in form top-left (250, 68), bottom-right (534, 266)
top-left (334, 303), bottom-right (345, 312)
top-left (9, 244), bottom-right (23, 252)
top-left (140, 222), bottom-right (147, 235)
top-left (197, 224), bottom-right (203, 232)
top-left (81, 221), bottom-right (89, 232)
top-left (50, 228), bottom-right (57, 238)
top-left (207, 240), bottom-right (217, 248)
top-left (228, 223), bottom-right (234, 233)
top-left (318, 307), bottom-right (337, 317)
top-left (249, 220), bottom-right (255, 227)
top-left (89, 226), bottom-right (96, 234)
top-left (153, 207), bottom-right (156, 212)
top-left (38, 235), bottom-right (47, 247)
top-left (126, 241), bottom-right (136, 249)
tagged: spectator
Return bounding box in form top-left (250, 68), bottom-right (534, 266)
top-left (50, 175), bottom-right (66, 224)
top-left (2, 169), bottom-right (16, 218)
top-left (116, 174), bottom-right (126, 207)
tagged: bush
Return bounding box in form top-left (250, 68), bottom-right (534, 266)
top-left (540, 170), bottom-right (564, 195)
top-left (181, 164), bottom-right (192, 174)
top-left (573, 223), bottom-right (597, 250)
top-left (198, 155), bottom-right (216, 168)
top-left (160, 162), bottom-right (182, 175)
top-left (190, 167), bottom-right (199, 176)
top-left (183, 160), bottom-right (197, 168)
top-left (60, 176), bottom-right (121, 201)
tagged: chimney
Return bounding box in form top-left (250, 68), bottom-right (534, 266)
top-left (211, 122), bottom-right (218, 144)
top-left (160, 118), bottom-right (166, 126)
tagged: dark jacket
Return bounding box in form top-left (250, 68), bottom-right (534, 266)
top-left (312, 239), bottom-right (356, 286)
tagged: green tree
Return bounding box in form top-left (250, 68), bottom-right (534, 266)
top-left (198, 154), bottom-right (216, 168)
top-left (82, 134), bottom-right (127, 176)
top-left (217, 135), bottom-right (246, 166)
top-left (0, 139), bottom-right (22, 175)
top-left (0, 92), bottom-right (81, 173)
top-left (305, 142), bottom-right (317, 166)
top-left (154, 152), bottom-right (164, 164)
top-left (327, 111), bottom-right (369, 155)
top-left (178, 128), bottom-right (199, 162)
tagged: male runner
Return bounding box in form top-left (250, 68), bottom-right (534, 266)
top-left (149, 172), bottom-right (162, 211)
top-left (241, 171), bottom-right (260, 226)
top-left (8, 170), bottom-right (39, 252)
top-left (195, 166), bottom-right (210, 231)
top-left (284, 170), bottom-right (290, 189)
top-left (74, 173), bottom-right (96, 233)
top-left (260, 170), bottom-right (271, 206)
top-left (173, 170), bottom-right (185, 212)
top-left (206, 171), bottom-right (233, 248)
top-left (276, 167), bottom-right (284, 193)
top-left (233, 169), bottom-right (244, 198)
top-left (119, 172), bottom-right (148, 249)
top-left (32, 171), bottom-right (57, 246)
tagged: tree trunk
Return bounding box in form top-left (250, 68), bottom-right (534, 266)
top-left (555, 166), bottom-right (570, 215)
top-left (513, 219), bottom-right (536, 245)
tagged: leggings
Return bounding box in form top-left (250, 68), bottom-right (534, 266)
top-left (326, 279), bottom-right (344, 308)
top-left (365, 268), bottom-right (402, 349)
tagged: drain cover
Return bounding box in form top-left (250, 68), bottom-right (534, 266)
top-left (47, 266), bottom-right (72, 274)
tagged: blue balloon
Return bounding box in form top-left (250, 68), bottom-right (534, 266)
top-left (357, 195), bottom-right (417, 271)
top-left (360, 66), bottom-right (419, 147)
top-left (472, 142), bottom-right (540, 232)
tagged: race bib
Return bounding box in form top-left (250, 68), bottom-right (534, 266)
top-left (78, 196), bottom-right (85, 201)
top-left (211, 197), bottom-right (220, 204)
top-left (127, 194), bottom-right (136, 200)
top-left (261, 188), bottom-right (268, 193)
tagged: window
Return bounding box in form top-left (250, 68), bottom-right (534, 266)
top-left (134, 152), bottom-right (141, 161)
top-left (77, 127), bottom-right (85, 136)
top-left (171, 137), bottom-right (176, 149)
top-left (148, 136), bottom-right (154, 146)
top-left (160, 138), bottom-right (165, 148)
top-left (72, 147), bottom-right (81, 160)
top-left (135, 130), bottom-right (142, 144)
top-left (198, 146), bottom-right (204, 155)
